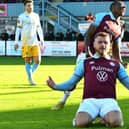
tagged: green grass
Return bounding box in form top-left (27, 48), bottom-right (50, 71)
top-left (0, 56), bottom-right (129, 129)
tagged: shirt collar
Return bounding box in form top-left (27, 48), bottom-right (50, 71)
top-left (93, 53), bottom-right (111, 60)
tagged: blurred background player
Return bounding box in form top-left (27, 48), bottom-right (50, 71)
top-left (14, 0), bottom-right (44, 85)
top-left (85, 1), bottom-right (127, 67)
top-left (47, 32), bottom-right (129, 128)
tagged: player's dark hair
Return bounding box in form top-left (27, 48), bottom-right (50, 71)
top-left (23, 0), bottom-right (33, 6)
top-left (94, 32), bottom-right (110, 41)
top-left (110, 1), bottom-right (125, 11)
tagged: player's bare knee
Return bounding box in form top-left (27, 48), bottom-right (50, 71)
top-left (107, 119), bottom-right (123, 127)
top-left (105, 112), bottom-right (123, 127)
top-left (73, 113), bottom-right (92, 128)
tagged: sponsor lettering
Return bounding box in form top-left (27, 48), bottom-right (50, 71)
top-left (91, 66), bottom-right (113, 73)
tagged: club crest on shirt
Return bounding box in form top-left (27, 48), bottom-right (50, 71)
top-left (89, 61), bottom-right (95, 65)
top-left (109, 62), bottom-right (115, 67)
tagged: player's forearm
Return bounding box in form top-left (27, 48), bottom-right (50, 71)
top-left (84, 35), bottom-right (91, 54)
top-left (84, 24), bottom-right (97, 55)
top-left (55, 75), bottom-right (81, 91)
top-left (37, 27), bottom-right (44, 44)
top-left (113, 51), bottom-right (122, 62)
top-left (112, 40), bottom-right (122, 62)
top-left (15, 27), bottom-right (22, 43)
top-left (120, 77), bottom-right (129, 90)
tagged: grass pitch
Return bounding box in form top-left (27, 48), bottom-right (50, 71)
top-left (0, 56), bottom-right (129, 129)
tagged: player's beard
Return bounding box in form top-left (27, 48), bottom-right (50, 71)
top-left (96, 48), bottom-right (108, 57)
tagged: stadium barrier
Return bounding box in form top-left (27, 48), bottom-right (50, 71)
top-left (0, 40), bottom-right (76, 57)
top-left (0, 40), bottom-right (129, 57)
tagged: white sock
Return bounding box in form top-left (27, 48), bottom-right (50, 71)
top-left (72, 118), bottom-right (76, 127)
top-left (60, 91), bottom-right (71, 103)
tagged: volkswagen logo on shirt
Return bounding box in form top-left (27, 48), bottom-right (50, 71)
top-left (96, 71), bottom-right (108, 82)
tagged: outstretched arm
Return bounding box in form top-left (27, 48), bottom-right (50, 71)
top-left (47, 75), bottom-right (82, 91)
top-left (46, 60), bottom-right (84, 91)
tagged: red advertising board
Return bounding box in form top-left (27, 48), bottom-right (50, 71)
top-left (0, 4), bottom-right (7, 16)
top-left (77, 41), bottom-right (129, 57)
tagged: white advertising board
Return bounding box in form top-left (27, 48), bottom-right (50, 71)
top-left (121, 42), bottom-right (129, 57)
top-left (3, 41), bottom-right (129, 57)
top-left (43, 41), bottom-right (76, 56)
top-left (5, 41), bottom-right (76, 57)
top-left (0, 41), bottom-right (5, 55)
top-left (6, 41), bottom-right (22, 56)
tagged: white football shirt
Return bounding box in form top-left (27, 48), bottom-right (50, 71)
top-left (17, 11), bottom-right (43, 46)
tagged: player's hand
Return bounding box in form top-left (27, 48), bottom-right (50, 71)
top-left (40, 44), bottom-right (45, 54)
top-left (14, 44), bottom-right (18, 51)
top-left (46, 76), bottom-right (56, 90)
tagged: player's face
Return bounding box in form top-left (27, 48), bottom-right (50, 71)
top-left (93, 36), bottom-right (110, 56)
top-left (120, 6), bottom-right (126, 16)
top-left (25, 2), bottom-right (33, 13)
top-left (116, 2), bottom-right (126, 16)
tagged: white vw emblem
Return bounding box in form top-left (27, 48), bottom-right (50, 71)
top-left (96, 71), bottom-right (108, 82)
